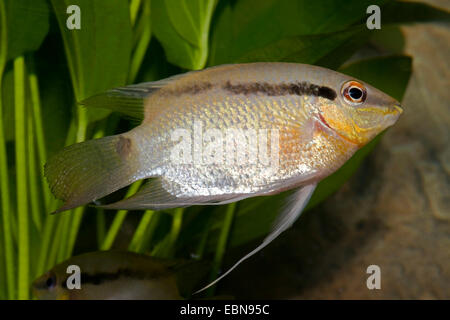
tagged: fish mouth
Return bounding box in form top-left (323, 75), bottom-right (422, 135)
top-left (384, 104), bottom-right (403, 127)
top-left (393, 104), bottom-right (403, 114)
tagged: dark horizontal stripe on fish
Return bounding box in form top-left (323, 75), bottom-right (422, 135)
top-left (223, 80), bottom-right (337, 100)
top-left (163, 82), bottom-right (213, 96)
top-left (62, 268), bottom-right (169, 287)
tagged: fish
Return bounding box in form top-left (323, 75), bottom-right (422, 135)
top-left (32, 251), bottom-right (211, 300)
top-left (45, 62), bottom-right (402, 290)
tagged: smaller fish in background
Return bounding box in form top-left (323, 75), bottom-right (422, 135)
top-left (32, 251), bottom-right (211, 300)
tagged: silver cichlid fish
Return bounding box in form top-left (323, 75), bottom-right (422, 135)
top-left (45, 63), bottom-right (402, 290)
top-left (32, 251), bottom-right (210, 300)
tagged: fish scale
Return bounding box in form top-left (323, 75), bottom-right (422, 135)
top-left (143, 92), bottom-right (345, 195)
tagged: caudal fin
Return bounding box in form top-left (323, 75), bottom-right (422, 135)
top-left (45, 133), bottom-right (144, 213)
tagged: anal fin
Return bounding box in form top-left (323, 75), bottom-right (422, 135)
top-left (98, 177), bottom-right (254, 211)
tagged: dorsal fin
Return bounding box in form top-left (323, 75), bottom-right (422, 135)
top-left (80, 71), bottom-right (198, 120)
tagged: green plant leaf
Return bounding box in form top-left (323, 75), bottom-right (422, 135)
top-left (34, 34), bottom-right (74, 156)
top-left (152, 0), bottom-right (217, 70)
top-left (208, 0), bottom-right (388, 66)
top-left (50, 0), bottom-right (133, 120)
top-left (0, 0), bottom-right (49, 299)
top-left (237, 28), bottom-right (363, 64)
top-left (314, 29), bottom-right (371, 70)
top-left (0, 0), bottom-right (50, 141)
top-left (381, 1), bottom-right (450, 25)
top-left (0, 0), bottom-right (49, 66)
top-left (128, 0), bottom-right (152, 83)
top-left (136, 38), bottom-right (181, 82)
top-left (1, 66), bottom-right (14, 140)
top-left (209, 0), bottom-right (449, 67)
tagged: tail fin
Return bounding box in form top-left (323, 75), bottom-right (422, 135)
top-left (45, 133), bottom-right (144, 213)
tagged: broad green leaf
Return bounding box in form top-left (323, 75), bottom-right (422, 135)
top-left (34, 34), bottom-right (74, 155)
top-left (0, 0), bottom-right (50, 140)
top-left (136, 38), bottom-right (181, 83)
top-left (381, 1), bottom-right (450, 25)
top-left (208, 0), bottom-right (387, 66)
top-left (314, 29), bottom-right (371, 70)
top-left (208, 0), bottom-right (449, 67)
top-left (203, 55), bottom-right (412, 250)
top-left (0, 0), bottom-right (49, 67)
top-left (128, 0), bottom-right (152, 83)
top-left (152, 0), bottom-right (217, 70)
top-left (0, 25), bottom-right (73, 154)
top-left (0, 1), bottom-right (49, 299)
top-left (237, 28), bottom-right (363, 64)
top-left (50, 0), bottom-right (132, 121)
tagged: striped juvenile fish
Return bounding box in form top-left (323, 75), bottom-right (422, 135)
top-left (32, 251), bottom-right (209, 300)
top-left (45, 63), bottom-right (402, 290)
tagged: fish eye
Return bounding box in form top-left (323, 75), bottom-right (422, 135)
top-left (45, 272), bottom-right (57, 289)
top-left (341, 81), bottom-right (366, 105)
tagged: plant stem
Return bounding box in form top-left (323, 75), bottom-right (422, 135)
top-left (128, 0), bottom-right (151, 83)
top-left (136, 211), bottom-right (161, 253)
top-left (166, 208), bottom-right (184, 258)
top-left (0, 65), bottom-right (15, 299)
top-left (197, 0), bottom-right (216, 70)
top-left (101, 180), bottom-right (143, 250)
top-left (129, 0), bottom-right (142, 27)
top-left (56, 213), bottom-right (71, 262)
top-left (128, 210), bottom-right (155, 253)
top-left (27, 112), bottom-right (42, 232)
top-left (207, 202), bottom-right (236, 296)
top-left (35, 214), bottom-right (56, 277)
top-left (76, 106), bottom-right (87, 143)
top-left (28, 60), bottom-right (51, 210)
top-left (195, 226), bottom-right (210, 260)
top-left (65, 206), bottom-right (84, 258)
top-left (46, 215), bottom-right (64, 270)
top-left (0, 220), bottom-right (5, 299)
top-left (96, 209), bottom-right (106, 248)
top-left (0, 3), bottom-right (6, 298)
top-left (14, 56), bottom-right (29, 299)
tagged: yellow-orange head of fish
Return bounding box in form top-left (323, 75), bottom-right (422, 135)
top-left (314, 78), bottom-right (403, 146)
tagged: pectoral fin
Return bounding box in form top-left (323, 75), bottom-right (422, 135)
top-left (194, 183), bottom-right (317, 294)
